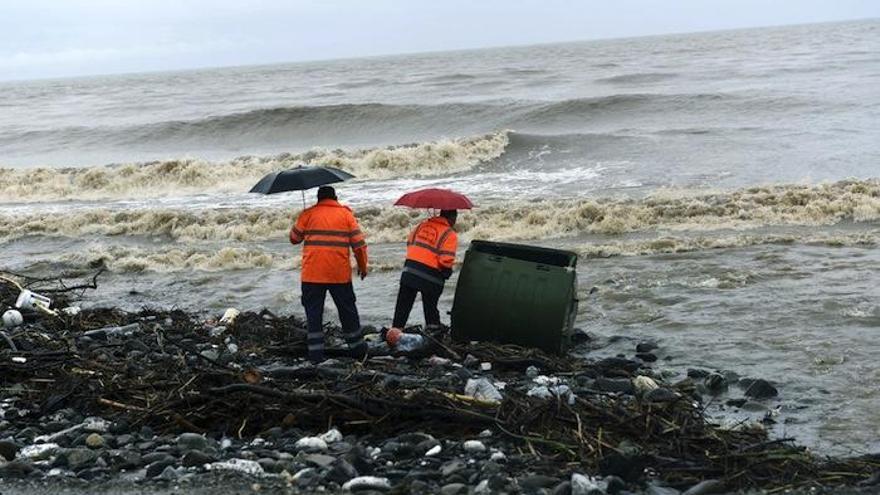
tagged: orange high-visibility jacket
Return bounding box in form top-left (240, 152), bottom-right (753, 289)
top-left (289, 199), bottom-right (368, 284)
top-left (405, 216), bottom-right (458, 273)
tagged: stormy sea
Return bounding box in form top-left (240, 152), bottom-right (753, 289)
top-left (1, 19), bottom-right (879, 455)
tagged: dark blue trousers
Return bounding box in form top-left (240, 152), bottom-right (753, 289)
top-left (301, 282), bottom-right (365, 362)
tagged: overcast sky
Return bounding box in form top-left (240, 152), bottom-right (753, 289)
top-left (1, 0), bottom-right (878, 81)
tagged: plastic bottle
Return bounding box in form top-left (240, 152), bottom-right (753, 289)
top-left (384, 327), bottom-right (426, 352)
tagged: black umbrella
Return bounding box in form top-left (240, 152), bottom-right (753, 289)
top-left (250, 166), bottom-right (355, 207)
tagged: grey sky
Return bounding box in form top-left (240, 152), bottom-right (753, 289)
top-left (1, 0), bottom-right (878, 81)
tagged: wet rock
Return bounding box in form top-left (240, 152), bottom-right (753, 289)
top-left (704, 374), bottom-right (728, 394)
top-left (646, 483), bottom-right (681, 495)
top-left (571, 473), bottom-right (605, 495)
top-left (341, 475), bottom-right (391, 491)
top-left (85, 433), bottom-right (105, 449)
top-left (181, 450), bottom-right (215, 467)
top-left (687, 368), bottom-right (710, 379)
top-left (304, 453), bottom-right (337, 468)
top-left (594, 377), bottom-right (635, 394)
top-left (633, 375), bottom-right (659, 395)
top-left (551, 480), bottom-right (572, 495)
top-left (65, 448), bottom-right (99, 469)
top-left (0, 439), bottom-right (21, 461)
top-left (521, 475), bottom-right (560, 491)
top-left (177, 432), bottom-right (208, 451)
top-left (441, 483), bottom-right (467, 495)
top-left (78, 466), bottom-right (110, 480)
top-left (726, 398), bottom-right (747, 408)
top-left (441, 459), bottom-right (466, 477)
top-left (141, 452), bottom-right (175, 465)
top-left (107, 449), bottom-right (142, 469)
top-left (326, 458), bottom-right (359, 483)
top-left (146, 458), bottom-right (177, 478)
top-left (463, 440), bottom-right (486, 453)
top-left (636, 342), bottom-right (659, 353)
top-left (295, 436), bottom-right (328, 452)
top-left (596, 357), bottom-right (641, 374)
top-left (115, 434), bottom-right (134, 446)
top-left (0, 460), bottom-right (34, 478)
top-left (683, 479), bottom-right (724, 495)
top-left (741, 378), bottom-right (778, 399)
top-left (645, 388), bottom-right (678, 403)
top-left (257, 457), bottom-right (282, 473)
top-left (636, 352), bottom-right (658, 362)
top-left (605, 475), bottom-right (625, 494)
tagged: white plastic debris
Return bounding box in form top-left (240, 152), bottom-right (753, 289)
top-left (11, 356), bottom-right (26, 363)
top-left (425, 445), bottom-right (442, 457)
top-left (61, 306), bottom-right (81, 316)
top-left (342, 476), bottom-right (391, 491)
top-left (464, 378), bottom-right (503, 403)
top-left (633, 375), bottom-right (660, 395)
top-left (19, 443), bottom-right (59, 460)
top-left (490, 451), bottom-right (506, 462)
top-left (319, 428), bottom-right (343, 444)
top-left (219, 308), bottom-right (240, 325)
top-left (34, 417), bottom-right (109, 443)
top-left (463, 440), bottom-right (486, 453)
top-left (2, 309), bottom-right (23, 328)
top-left (480, 362), bottom-right (492, 371)
top-left (15, 290), bottom-right (52, 312)
top-left (527, 386), bottom-right (553, 399)
top-left (207, 458), bottom-right (265, 476)
top-left (532, 375), bottom-right (560, 386)
top-left (295, 436), bottom-right (328, 451)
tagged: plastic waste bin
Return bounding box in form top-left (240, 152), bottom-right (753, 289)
top-left (451, 240), bottom-right (578, 354)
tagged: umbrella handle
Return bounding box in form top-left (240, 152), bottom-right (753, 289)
top-left (302, 190), bottom-right (306, 209)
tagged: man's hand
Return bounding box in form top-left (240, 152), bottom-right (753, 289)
top-left (359, 268), bottom-right (368, 280)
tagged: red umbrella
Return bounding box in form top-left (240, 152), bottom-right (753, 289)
top-left (394, 188), bottom-right (474, 210)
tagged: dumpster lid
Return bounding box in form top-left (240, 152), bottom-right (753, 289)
top-left (468, 240), bottom-right (578, 268)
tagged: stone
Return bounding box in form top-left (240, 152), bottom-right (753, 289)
top-left (571, 473), bottom-right (604, 495)
top-left (645, 388), bottom-right (678, 402)
top-left (742, 378), bottom-right (778, 399)
top-left (108, 449), bottom-right (142, 469)
top-left (646, 483), bottom-right (681, 495)
top-left (65, 448), bottom-right (99, 469)
top-left (440, 483), bottom-right (467, 495)
top-left (636, 352), bottom-right (658, 362)
top-left (632, 375), bottom-right (659, 395)
top-left (177, 432), bottom-right (208, 451)
top-left (141, 452), bottom-right (175, 465)
top-left (115, 434), bottom-right (134, 446)
top-left (0, 440), bottom-right (21, 461)
top-left (85, 433), bottom-right (105, 449)
top-left (341, 475), bottom-right (391, 491)
top-left (326, 458), bottom-right (358, 484)
top-left (605, 475), bottom-right (625, 494)
top-left (257, 458), bottom-right (282, 473)
top-left (463, 440), bottom-right (486, 453)
top-left (181, 450), bottom-right (215, 467)
top-left (594, 378), bottom-right (635, 394)
top-left (683, 479), bottom-right (725, 495)
top-left (319, 428), bottom-right (343, 444)
top-left (520, 475), bottom-right (560, 491)
top-left (551, 481), bottom-right (572, 495)
top-left (146, 459), bottom-right (177, 478)
top-left (636, 342), bottom-right (659, 353)
top-left (295, 436), bottom-right (328, 452)
top-left (704, 374), bottom-right (728, 394)
top-left (0, 460), bottom-right (34, 478)
top-left (303, 453), bottom-right (336, 468)
top-left (687, 368), bottom-right (710, 379)
top-left (441, 459), bottom-right (466, 477)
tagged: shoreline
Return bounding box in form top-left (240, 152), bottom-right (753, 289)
top-left (1, 277), bottom-right (878, 494)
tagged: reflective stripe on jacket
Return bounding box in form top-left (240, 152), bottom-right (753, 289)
top-left (403, 216), bottom-right (457, 286)
top-left (289, 199), bottom-right (368, 283)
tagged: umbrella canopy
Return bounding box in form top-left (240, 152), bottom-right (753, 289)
top-left (249, 166), bottom-right (355, 195)
top-left (394, 188), bottom-right (474, 210)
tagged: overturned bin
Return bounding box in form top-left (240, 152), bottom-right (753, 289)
top-left (451, 240), bottom-right (578, 354)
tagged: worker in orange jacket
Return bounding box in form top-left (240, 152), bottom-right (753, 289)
top-left (290, 186), bottom-right (368, 363)
top-left (390, 210), bottom-right (458, 332)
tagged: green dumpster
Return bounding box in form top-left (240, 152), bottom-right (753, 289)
top-left (451, 240), bottom-right (579, 354)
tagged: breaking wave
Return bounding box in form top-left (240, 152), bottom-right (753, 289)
top-left (0, 132), bottom-right (509, 202)
top-left (3, 180), bottom-right (879, 244)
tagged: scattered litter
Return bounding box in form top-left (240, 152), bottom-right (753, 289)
top-left (219, 308), bottom-right (240, 325)
top-left (464, 378), bottom-right (503, 403)
top-left (480, 362), bottom-right (492, 371)
top-left (61, 306), bottom-right (81, 316)
top-left (11, 356), bottom-right (26, 363)
top-left (425, 445), bottom-right (442, 456)
top-left (19, 443), bottom-right (59, 460)
top-left (319, 428), bottom-right (343, 444)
